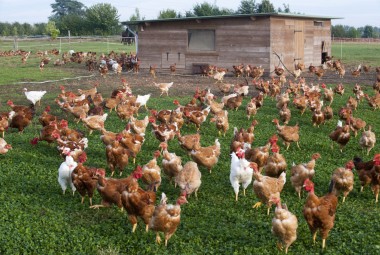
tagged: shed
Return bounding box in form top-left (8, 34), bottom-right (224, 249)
top-left (122, 13), bottom-right (341, 74)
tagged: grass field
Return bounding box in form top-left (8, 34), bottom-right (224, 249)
top-left (0, 41), bottom-right (380, 254)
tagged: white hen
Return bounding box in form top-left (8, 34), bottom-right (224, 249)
top-left (58, 148), bottom-right (78, 195)
top-left (23, 88), bottom-right (47, 106)
top-left (136, 94), bottom-right (151, 110)
top-left (153, 82), bottom-right (173, 96)
top-left (230, 148), bottom-right (255, 201)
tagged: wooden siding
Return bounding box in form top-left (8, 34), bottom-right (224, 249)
top-left (136, 16), bottom-right (331, 74)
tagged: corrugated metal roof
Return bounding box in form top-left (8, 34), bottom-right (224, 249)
top-left (122, 12), bottom-right (342, 25)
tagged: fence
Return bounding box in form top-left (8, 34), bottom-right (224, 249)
top-left (0, 35), bottom-right (137, 54)
top-left (332, 37), bottom-right (380, 43)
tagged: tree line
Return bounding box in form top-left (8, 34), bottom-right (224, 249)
top-left (0, 0), bottom-right (378, 39)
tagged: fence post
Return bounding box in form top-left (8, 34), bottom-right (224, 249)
top-left (59, 38), bottom-right (62, 53)
top-left (107, 37), bottom-right (109, 53)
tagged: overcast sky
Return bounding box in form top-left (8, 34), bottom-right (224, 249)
top-left (0, 0), bottom-right (378, 28)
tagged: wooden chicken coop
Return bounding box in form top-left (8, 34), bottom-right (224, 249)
top-left (122, 13), bottom-right (340, 75)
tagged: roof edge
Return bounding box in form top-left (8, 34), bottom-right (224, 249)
top-left (122, 12), bottom-right (343, 25)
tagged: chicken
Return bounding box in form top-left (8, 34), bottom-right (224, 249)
top-left (311, 103), bottom-right (325, 127)
top-left (245, 142), bottom-right (271, 172)
top-left (272, 119), bottom-right (300, 150)
top-left (252, 166), bottom-right (286, 215)
top-left (100, 128), bottom-right (118, 146)
top-left (321, 84), bottom-right (334, 106)
top-left (230, 148), bottom-right (256, 201)
top-left (153, 82), bottom-right (173, 96)
top-left (290, 153), bottom-right (321, 198)
top-left (58, 148), bottom-right (78, 195)
top-left (77, 84), bottom-right (98, 99)
top-left (7, 100), bottom-right (33, 114)
top-left (323, 106), bottom-right (333, 122)
top-left (184, 107), bottom-right (210, 131)
top-left (218, 83), bottom-right (233, 95)
top-left (129, 115), bottom-right (149, 136)
top-left (246, 97), bottom-right (257, 119)
top-left (191, 138), bottom-right (221, 173)
top-left (0, 112), bottom-right (10, 138)
top-left (106, 137), bottom-right (133, 176)
top-left (8, 109), bottom-right (34, 133)
top-left (90, 166), bottom-right (143, 210)
top-left (149, 65), bottom-right (157, 78)
top-left (364, 93), bottom-right (380, 110)
top-left (136, 94), bottom-right (151, 111)
top-left (0, 138), bottom-right (12, 154)
top-left (141, 150), bottom-right (162, 191)
top-left (119, 128), bottom-right (144, 164)
top-left (274, 66), bottom-right (285, 76)
top-left (213, 70), bottom-right (226, 83)
top-left (359, 125), bottom-right (376, 155)
top-left (264, 142), bottom-right (287, 178)
top-left (347, 116), bottom-right (366, 137)
top-left (279, 104), bottom-right (291, 125)
top-left (207, 97), bottom-right (224, 115)
top-left (331, 161), bottom-right (355, 203)
top-left (170, 63), bottom-right (176, 75)
top-left (225, 94), bottom-right (244, 111)
top-left (149, 192), bottom-right (188, 246)
top-left (353, 156), bottom-right (374, 192)
top-left (80, 113), bottom-right (107, 135)
top-left (211, 110), bottom-right (229, 136)
top-left (121, 173), bottom-right (156, 233)
top-left (160, 142), bottom-right (183, 184)
top-left (175, 161), bottom-right (202, 198)
top-left (292, 95), bottom-right (308, 115)
top-left (270, 197), bottom-right (298, 254)
top-left (176, 131), bottom-right (200, 154)
top-left (151, 120), bottom-right (178, 142)
top-left (71, 164), bottom-right (106, 205)
top-left (329, 120), bottom-right (351, 152)
top-left (303, 179), bottom-right (338, 250)
top-left (333, 83), bottom-right (345, 96)
top-left (23, 88), bottom-right (47, 106)
top-left (314, 67), bottom-right (324, 80)
top-left (370, 154), bottom-right (380, 202)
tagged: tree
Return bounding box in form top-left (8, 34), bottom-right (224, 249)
top-left (85, 3), bottom-right (120, 35)
top-left (362, 25), bottom-right (374, 38)
top-left (186, 2), bottom-right (234, 17)
top-left (158, 9), bottom-right (182, 19)
top-left (237, 0), bottom-right (257, 14)
top-left (257, 0), bottom-right (275, 13)
top-left (59, 14), bottom-right (87, 35)
top-left (278, 3), bottom-right (290, 13)
top-left (50, 0), bottom-right (86, 19)
top-left (128, 8), bottom-right (144, 32)
top-left (331, 25), bottom-right (346, 38)
top-left (347, 27), bottom-right (359, 38)
top-left (46, 21), bottom-right (60, 39)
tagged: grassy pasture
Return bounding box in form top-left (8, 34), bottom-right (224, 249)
top-left (0, 42), bottom-right (380, 254)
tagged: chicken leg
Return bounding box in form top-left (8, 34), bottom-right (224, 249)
top-left (132, 223), bottom-right (137, 233)
top-left (155, 233), bottom-right (161, 244)
top-left (252, 201), bottom-right (262, 209)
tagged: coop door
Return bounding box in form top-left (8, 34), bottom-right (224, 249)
top-left (161, 52), bottom-right (185, 70)
top-left (294, 21), bottom-right (305, 64)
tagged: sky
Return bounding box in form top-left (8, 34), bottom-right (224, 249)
top-left (0, 0), bottom-right (379, 28)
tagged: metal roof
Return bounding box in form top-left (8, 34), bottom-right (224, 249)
top-left (122, 12), bottom-right (342, 25)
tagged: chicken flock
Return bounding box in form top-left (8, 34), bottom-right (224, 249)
top-left (1, 52), bottom-right (380, 252)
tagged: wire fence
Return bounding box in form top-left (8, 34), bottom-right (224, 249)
top-left (0, 36), bottom-right (137, 53)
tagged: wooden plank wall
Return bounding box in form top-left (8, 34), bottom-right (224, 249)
top-left (136, 17), bottom-right (331, 74)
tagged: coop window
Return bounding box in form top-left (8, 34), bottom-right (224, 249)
top-left (188, 29), bottom-right (215, 51)
top-left (314, 21), bottom-right (323, 27)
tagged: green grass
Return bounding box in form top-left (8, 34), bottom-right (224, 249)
top-left (0, 41), bottom-right (380, 254)
top-left (0, 39), bottom-right (135, 85)
top-left (331, 42), bottom-right (380, 67)
top-left (1, 83), bottom-right (380, 254)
